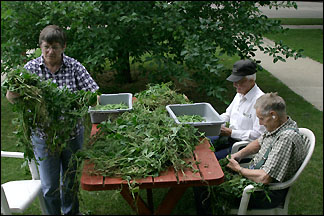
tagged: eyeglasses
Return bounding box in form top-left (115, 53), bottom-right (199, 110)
top-left (42, 45), bottom-right (61, 51)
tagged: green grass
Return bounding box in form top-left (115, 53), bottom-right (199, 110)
top-left (269, 18), bottom-right (323, 25)
top-left (265, 29), bottom-right (323, 63)
top-left (1, 26), bottom-right (323, 214)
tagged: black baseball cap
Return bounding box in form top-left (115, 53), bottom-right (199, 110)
top-left (226, 59), bottom-right (257, 82)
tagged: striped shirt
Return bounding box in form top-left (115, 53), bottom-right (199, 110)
top-left (24, 54), bottom-right (99, 93)
top-left (24, 54), bottom-right (99, 139)
top-left (250, 117), bottom-right (308, 182)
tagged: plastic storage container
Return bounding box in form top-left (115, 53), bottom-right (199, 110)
top-left (88, 93), bottom-right (133, 123)
top-left (166, 103), bottom-right (224, 136)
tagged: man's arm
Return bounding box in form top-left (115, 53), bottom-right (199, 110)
top-left (231, 139), bottom-right (261, 161)
top-left (226, 158), bottom-right (272, 184)
top-left (226, 139), bottom-right (272, 184)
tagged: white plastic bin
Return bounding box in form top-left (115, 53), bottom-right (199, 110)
top-left (166, 103), bottom-right (224, 136)
top-left (88, 93), bottom-right (132, 123)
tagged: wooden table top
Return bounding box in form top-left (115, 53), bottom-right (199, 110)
top-left (81, 124), bottom-right (224, 191)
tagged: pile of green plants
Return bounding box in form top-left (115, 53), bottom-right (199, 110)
top-left (177, 114), bottom-right (205, 123)
top-left (85, 107), bottom-right (202, 180)
top-left (74, 83), bottom-right (204, 194)
top-left (90, 102), bottom-right (129, 111)
top-left (133, 82), bottom-right (191, 110)
top-left (1, 66), bottom-right (98, 161)
top-left (71, 82), bottom-right (269, 210)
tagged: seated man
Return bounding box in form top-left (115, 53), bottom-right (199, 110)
top-left (210, 59), bottom-right (265, 160)
top-left (195, 92), bottom-right (308, 214)
top-left (226, 92), bottom-right (308, 209)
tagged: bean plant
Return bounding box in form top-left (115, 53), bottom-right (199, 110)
top-left (71, 83), bottom-right (204, 200)
top-left (90, 102), bottom-right (129, 111)
top-left (209, 157), bottom-right (270, 214)
top-left (177, 114), bottom-right (205, 123)
top-left (1, 66), bottom-right (98, 162)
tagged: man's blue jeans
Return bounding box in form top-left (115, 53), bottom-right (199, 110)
top-left (32, 127), bottom-right (84, 215)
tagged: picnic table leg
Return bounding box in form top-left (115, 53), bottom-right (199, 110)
top-left (120, 187), bottom-right (152, 215)
top-left (155, 187), bottom-right (188, 215)
top-left (147, 189), bottom-right (154, 212)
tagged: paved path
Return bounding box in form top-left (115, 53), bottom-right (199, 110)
top-left (259, 1), bottom-right (323, 18)
top-left (252, 37), bottom-right (323, 111)
top-left (257, 1), bottom-right (323, 111)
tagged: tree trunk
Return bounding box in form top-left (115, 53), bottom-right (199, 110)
top-left (116, 50), bottom-right (132, 83)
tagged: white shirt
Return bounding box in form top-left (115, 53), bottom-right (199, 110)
top-left (220, 84), bottom-right (265, 141)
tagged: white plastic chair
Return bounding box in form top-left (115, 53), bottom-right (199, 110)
top-left (230, 140), bottom-right (253, 168)
top-left (229, 128), bottom-right (315, 215)
top-left (1, 151), bottom-right (47, 215)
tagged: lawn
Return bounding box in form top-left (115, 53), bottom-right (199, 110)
top-left (265, 29), bottom-right (323, 63)
top-left (1, 23), bottom-right (323, 215)
top-left (270, 18), bottom-right (323, 25)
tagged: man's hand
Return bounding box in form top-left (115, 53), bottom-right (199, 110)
top-left (230, 152), bottom-right (242, 163)
top-left (226, 156), bottom-right (241, 173)
top-left (220, 125), bottom-right (232, 136)
top-left (6, 91), bottom-right (20, 104)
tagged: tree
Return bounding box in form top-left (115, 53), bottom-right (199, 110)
top-left (1, 1), bottom-right (303, 102)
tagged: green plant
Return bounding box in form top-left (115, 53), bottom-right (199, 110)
top-left (177, 115), bottom-right (205, 123)
top-left (70, 82), bottom-right (204, 208)
top-left (1, 66), bottom-right (98, 162)
top-left (209, 157), bottom-right (269, 214)
top-left (134, 82), bottom-right (190, 110)
top-left (90, 102), bottom-right (129, 110)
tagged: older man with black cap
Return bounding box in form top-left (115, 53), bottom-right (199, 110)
top-left (194, 59), bottom-right (266, 215)
top-left (209, 59), bottom-right (266, 160)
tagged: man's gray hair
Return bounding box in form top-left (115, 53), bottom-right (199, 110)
top-left (245, 73), bottom-right (256, 81)
top-left (39, 25), bottom-right (66, 48)
top-left (254, 92), bottom-right (286, 117)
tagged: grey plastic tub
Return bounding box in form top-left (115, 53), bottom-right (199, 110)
top-left (166, 103), bottom-right (224, 136)
top-left (88, 93), bottom-right (133, 123)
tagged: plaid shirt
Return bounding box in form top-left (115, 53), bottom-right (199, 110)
top-left (250, 117), bottom-right (308, 182)
top-left (24, 54), bottom-right (99, 139)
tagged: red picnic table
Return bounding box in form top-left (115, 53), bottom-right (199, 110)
top-left (80, 123), bottom-right (224, 215)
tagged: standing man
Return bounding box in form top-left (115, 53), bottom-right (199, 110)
top-left (211, 59), bottom-right (266, 160)
top-left (6, 25), bottom-right (99, 215)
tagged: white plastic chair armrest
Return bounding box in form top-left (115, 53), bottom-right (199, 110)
top-left (1, 151), bottom-right (40, 180)
top-left (237, 184), bottom-right (255, 215)
top-left (231, 141), bottom-right (249, 154)
top-left (268, 181), bottom-right (292, 190)
top-left (1, 151), bottom-right (24, 159)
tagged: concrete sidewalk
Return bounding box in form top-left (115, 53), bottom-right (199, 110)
top-left (257, 1), bottom-right (323, 111)
top-left (252, 37), bottom-right (323, 111)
